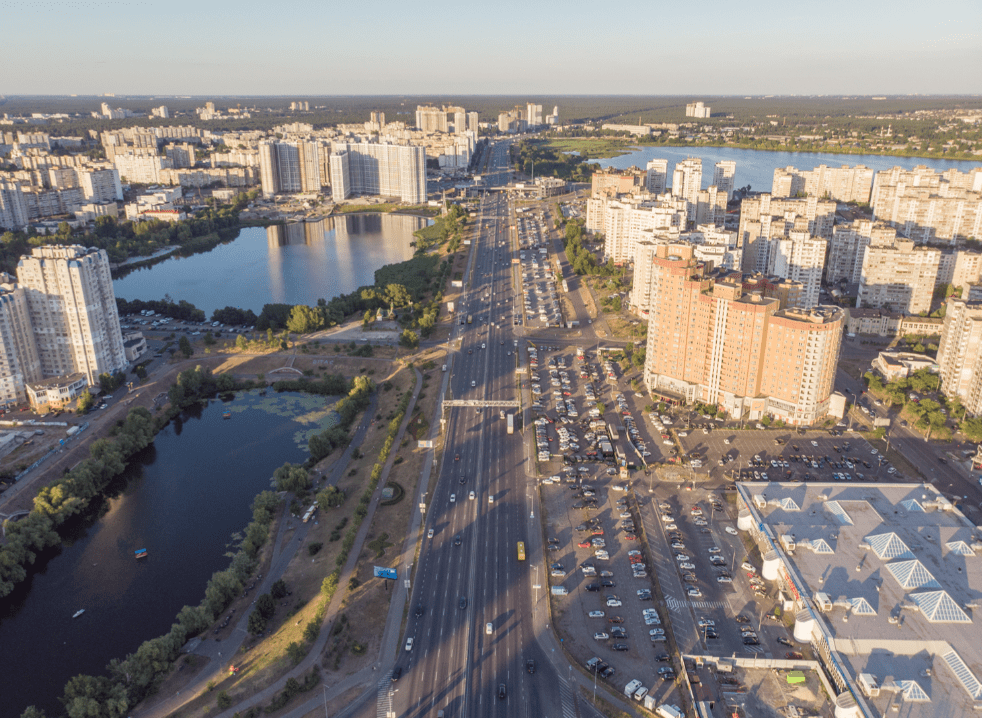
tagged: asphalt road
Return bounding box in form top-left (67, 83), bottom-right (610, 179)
top-left (392, 142), bottom-right (570, 718)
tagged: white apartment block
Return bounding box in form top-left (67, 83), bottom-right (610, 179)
top-left (16, 246), bottom-right (126, 386)
top-left (329, 142), bottom-right (426, 205)
top-left (79, 168), bottom-right (123, 203)
top-left (1, 180), bottom-right (29, 230)
top-left (672, 158), bottom-right (702, 224)
top-left (825, 220), bottom-right (897, 285)
top-left (151, 105), bottom-right (169, 118)
top-left (258, 141), bottom-right (322, 196)
top-left (771, 164), bottom-right (874, 204)
top-left (769, 231), bottom-right (827, 309)
top-left (0, 283), bottom-right (42, 406)
top-left (684, 225), bottom-right (742, 271)
top-left (712, 161), bottom-right (736, 201)
top-left (113, 152), bottom-right (173, 184)
top-left (857, 239), bottom-right (941, 315)
top-left (937, 250), bottom-right (982, 290)
top-left (600, 197), bottom-right (687, 264)
top-left (685, 102), bottom-right (711, 118)
top-left (738, 194), bottom-right (836, 242)
top-left (694, 186), bottom-right (726, 227)
top-left (872, 165), bottom-right (982, 243)
top-left (526, 104), bottom-right (543, 127)
top-left (645, 159), bottom-right (668, 195)
top-left (937, 297), bottom-right (982, 415)
top-left (629, 239), bottom-right (660, 315)
top-left (164, 143), bottom-right (196, 169)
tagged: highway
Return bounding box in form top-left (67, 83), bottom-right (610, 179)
top-left (391, 141), bottom-right (570, 718)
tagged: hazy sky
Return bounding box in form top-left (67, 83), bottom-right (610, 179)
top-left (3, 0), bottom-right (981, 95)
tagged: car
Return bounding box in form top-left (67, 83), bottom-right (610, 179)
top-left (526, 659), bottom-right (536, 674)
top-left (498, 683), bottom-right (506, 700)
top-left (679, 562), bottom-right (695, 570)
top-left (607, 615), bottom-right (624, 624)
top-left (391, 666), bottom-right (402, 682)
top-left (415, 604), bottom-right (424, 617)
top-left (606, 597), bottom-right (622, 607)
top-left (717, 576), bottom-right (733, 583)
top-left (687, 588), bottom-right (702, 597)
top-left (649, 628), bottom-right (665, 636)
top-left (459, 597), bottom-right (467, 609)
top-left (655, 652), bottom-right (670, 662)
top-left (742, 562), bottom-right (756, 573)
top-left (588, 611), bottom-right (606, 618)
top-left (611, 643), bottom-right (629, 652)
top-left (786, 651), bottom-right (804, 660)
top-left (743, 637), bottom-right (760, 645)
top-left (405, 637), bottom-right (414, 651)
top-left (486, 622), bottom-right (493, 635)
top-left (778, 637), bottom-right (794, 647)
top-left (578, 540), bottom-right (592, 548)
top-left (469, 490), bottom-right (475, 500)
top-left (735, 615), bottom-right (751, 624)
top-left (725, 526), bottom-right (739, 535)
top-left (637, 589), bottom-right (652, 600)
top-left (705, 630), bottom-right (719, 639)
top-left (671, 542), bottom-right (686, 549)
top-left (593, 631), bottom-right (609, 640)
top-left (450, 493), bottom-right (456, 503)
top-left (454, 534), bottom-right (462, 546)
top-left (675, 554), bottom-right (690, 562)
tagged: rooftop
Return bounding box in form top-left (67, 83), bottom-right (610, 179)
top-left (739, 481), bottom-right (982, 718)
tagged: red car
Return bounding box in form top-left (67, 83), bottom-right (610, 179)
top-left (455, 454), bottom-right (460, 461)
top-left (591, 529), bottom-right (604, 536)
top-left (578, 541), bottom-right (592, 548)
top-left (624, 534), bottom-right (638, 541)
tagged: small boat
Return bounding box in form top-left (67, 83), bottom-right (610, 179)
top-left (222, 411), bottom-right (232, 420)
top-left (73, 609), bottom-right (85, 619)
top-left (135, 549), bottom-right (148, 559)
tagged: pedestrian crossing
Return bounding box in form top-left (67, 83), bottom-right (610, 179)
top-left (666, 596), bottom-right (727, 612)
top-left (558, 675), bottom-right (577, 718)
top-left (375, 674), bottom-right (393, 718)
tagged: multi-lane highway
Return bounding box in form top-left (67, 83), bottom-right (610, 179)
top-left (390, 141), bottom-right (571, 718)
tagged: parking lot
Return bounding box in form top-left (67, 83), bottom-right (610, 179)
top-left (516, 214), bottom-right (562, 330)
top-left (675, 426), bottom-right (897, 483)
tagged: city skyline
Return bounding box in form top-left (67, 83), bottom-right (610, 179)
top-left (2, 0), bottom-right (981, 96)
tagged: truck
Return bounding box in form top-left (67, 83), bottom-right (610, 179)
top-left (599, 441), bottom-right (614, 459)
top-left (607, 425), bottom-right (619, 441)
top-left (66, 426), bottom-right (80, 437)
top-left (507, 414), bottom-right (514, 434)
top-left (655, 705), bottom-right (683, 718)
top-left (615, 446), bottom-right (627, 464)
top-left (624, 679), bottom-right (642, 699)
top-left (550, 586), bottom-right (567, 596)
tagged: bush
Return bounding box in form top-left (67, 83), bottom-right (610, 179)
top-left (307, 542), bottom-right (323, 556)
top-left (217, 692), bottom-right (232, 710)
top-left (271, 579), bottom-right (288, 599)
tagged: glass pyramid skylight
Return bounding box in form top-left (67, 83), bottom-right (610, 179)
top-left (848, 596), bottom-right (877, 616)
top-left (945, 540), bottom-right (975, 557)
top-left (942, 649), bottom-right (982, 700)
top-left (824, 500), bottom-right (853, 525)
top-left (898, 680), bottom-right (930, 702)
top-left (865, 532), bottom-right (914, 560)
top-left (909, 590), bottom-right (972, 623)
top-left (885, 560), bottom-right (940, 589)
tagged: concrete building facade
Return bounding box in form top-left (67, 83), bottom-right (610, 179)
top-left (858, 239), bottom-right (941, 315)
top-left (771, 164), bottom-right (874, 204)
top-left (329, 142), bottom-right (426, 205)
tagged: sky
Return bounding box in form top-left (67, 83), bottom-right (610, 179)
top-left (2, 0), bottom-right (981, 96)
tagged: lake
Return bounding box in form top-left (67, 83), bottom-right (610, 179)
top-left (0, 390), bottom-right (339, 718)
top-left (589, 146), bottom-right (982, 195)
top-left (112, 213), bottom-right (432, 316)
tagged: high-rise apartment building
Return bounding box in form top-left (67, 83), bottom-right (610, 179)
top-left (937, 297), bottom-right (982, 415)
top-left (0, 180), bottom-right (29, 230)
top-left (769, 231), bottom-right (827, 309)
top-left (825, 220), bottom-right (897, 285)
top-left (258, 141), bottom-right (322, 196)
top-left (694, 186), bottom-right (727, 227)
top-left (0, 283), bottom-right (41, 406)
top-left (738, 194), bottom-right (836, 243)
top-left (641, 243), bottom-right (843, 424)
top-left (78, 168), bottom-right (123, 203)
top-left (645, 159), bottom-right (668, 195)
top-left (416, 105), bottom-right (473, 135)
top-left (772, 164), bottom-right (874, 204)
top-left (672, 158), bottom-right (703, 225)
top-left (329, 142), bottom-right (426, 205)
top-left (685, 102), bottom-right (711, 119)
top-left (712, 161), bottom-right (736, 201)
top-left (857, 238), bottom-right (941, 315)
top-left (871, 166), bottom-right (982, 243)
top-left (526, 104), bottom-right (543, 127)
top-left (16, 246), bottom-right (126, 385)
top-left (599, 197), bottom-right (688, 264)
top-left (164, 143), bottom-right (196, 169)
top-left (113, 152), bottom-right (173, 185)
top-left (151, 105), bottom-right (169, 119)
top-left (937, 249), bottom-right (982, 291)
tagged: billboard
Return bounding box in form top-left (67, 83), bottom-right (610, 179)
top-left (373, 566), bottom-right (397, 580)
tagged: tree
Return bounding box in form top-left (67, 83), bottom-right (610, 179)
top-left (317, 485), bottom-right (346, 508)
top-left (247, 610), bottom-right (267, 635)
top-left (273, 463), bottom-right (311, 494)
top-left (271, 579), bottom-right (288, 599)
top-left (216, 692), bottom-right (232, 710)
top-left (256, 593), bottom-right (276, 619)
top-left (596, 402), bottom-right (606, 415)
top-left (235, 333), bottom-right (248, 350)
top-left (962, 417), bottom-right (982, 442)
top-left (75, 389), bottom-right (94, 415)
top-left (286, 305), bottom-right (325, 334)
top-left (399, 329), bottom-right (419, 349)
top-left (178, 335), bottom-right (192, 358)
top-left (385, 283), bottom-right (412, 308)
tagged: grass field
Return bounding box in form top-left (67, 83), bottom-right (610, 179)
top-left (540, 138), bottom-right (638, 160)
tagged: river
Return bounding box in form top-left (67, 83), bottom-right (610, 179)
top-left (112, 213), bottom-right (432, 316)
top-left (0, 390), bottom-right (339, 718)
top-left (589, 145), bottom-right (982, 194)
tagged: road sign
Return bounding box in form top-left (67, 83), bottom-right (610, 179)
top-left (418, 440), bottom-right (434, 448)
top-left (404, 580), bottom-right (411, 588)
top-left (373, 566), bottom-right (397, 580)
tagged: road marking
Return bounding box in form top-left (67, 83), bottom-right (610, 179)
top-left (559, 674), bottom-right (577, 718)
top-left (375, 674), bottom-right (393, 718)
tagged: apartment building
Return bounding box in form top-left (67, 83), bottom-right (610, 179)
top-left (712, 160), bottom-right (736, 201)
top-left (629, 239), bottom-right (660, 316)
top-left (591, 169), bottom-right (644, 198)
top-left (329, 142), bottom-right (426, 205)
top-left (526, 104), bottom-right (543, 127)
top-left (642, 243), bottom-right (843, 424)
top-left (258, 140), bottom-right (323, 196)
top-left (767, 231), bottom-right (827, 309)
top-left (416, 105), bottom-right (474, 135)
top-left (772, 164), bottom-right (874, 204)
top-left (694, 185), bottom-right (726, 227)
top-left (936, 249), bottom-right (982, 290)
top-left (672, 158), bottom-right (702, 223)
top-left (599, 196), bottom-right (688, 264)
top-left (684, 225), bottom-right (742, 271)
top-left (113, 152), bottom-right (173, 185)
top-left (0, 283), bottom-right (42, 405)
top-left (0, 180), bottom-right (29, 230)
top-left (871, 165), bottom-right (982, 243)
top-left (164, 143), bottom-right (196, 169)
top-left (645, 159), bottom-right (668, 195)
top-left (825, 220), bottom-right (897, 285)
top-left (738, 194), bottom-right (836, 242)
top-left (78, 168), bottom-right (123, 203)
top-left (685, 102), bottom-right (711, 118)
top-left (857, 238), bottom-right (941, 315)
top-left (937, 297), bottom-right (982, 414)
top-left (16, 246), bottom-right (126, 387)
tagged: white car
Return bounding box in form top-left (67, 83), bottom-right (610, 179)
top-left (469, 491), bottom-right (475, 500)
top-left (697, 619), bottom-right (715, 627)
top-left (588, 611), bottom-right (605, 619)
top-left (594, 632), bottom-right (610, 640)
top-left (665, 523), bottom-right (677, 530)
top-left (687, 588), bottom-right (703, 597)
top-left (649, 628), bottom-right (665, 636)
top-left (606, 598), bottom-right (622, 607)
top-left (725, 526), bottom-right (739, 536)
top-left (708, 547), bottom-right (721, 554)
top-left (486, 622), bottom-right (493, 634)
top-left (595, 551), bottom-right (610, 560)
top-left (450, 494), bottom-right (456, 503)
top-left (717, 576), bottom-right (733, 583)
top-left (742, 562), bottom-right (756, 573)
top-left (405, 637), bottom-right (414, 651)
top-left (679, 562), bottom-right (695, 570)
top-left (675, 554), bottom-right (690, 562)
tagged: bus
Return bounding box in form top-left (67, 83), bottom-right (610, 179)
top-left (517, 542), bottom-right (526, 561)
